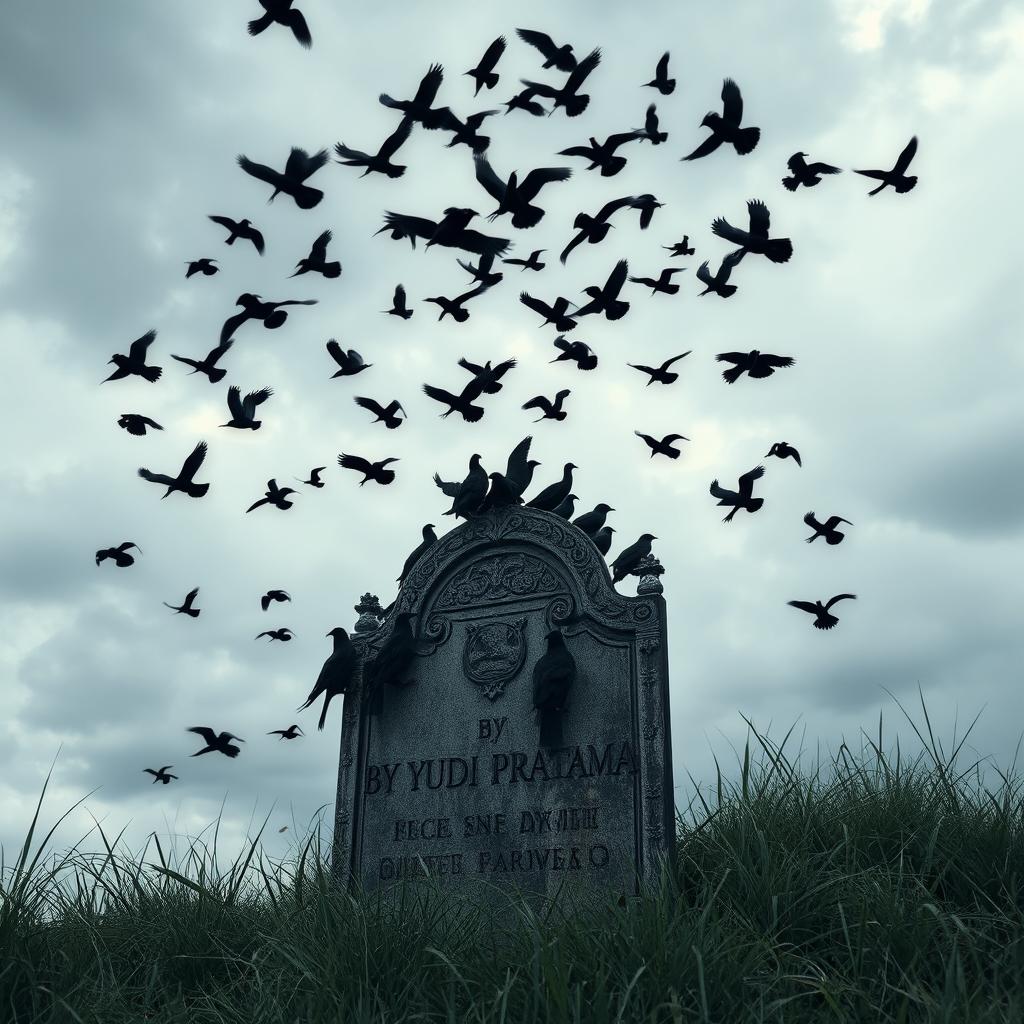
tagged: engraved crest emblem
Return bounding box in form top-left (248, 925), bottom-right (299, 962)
top-left (463, 619), bottom-right (526, 700)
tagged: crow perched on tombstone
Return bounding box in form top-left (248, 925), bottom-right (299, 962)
top-left (398, 525), bottom-right (437, 583)
top-left (298, 628), bottom-right (358, 730)
top-left (533, 629), bottom-right (577, 747)
top-left (611, 534), bottom-right (657, 583)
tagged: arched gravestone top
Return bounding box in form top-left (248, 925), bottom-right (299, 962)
top-left (332, 505), bottom-right (674, 900)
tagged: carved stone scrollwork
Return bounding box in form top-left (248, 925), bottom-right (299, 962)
top-left (422, 613), bottom-right (453, 650)
top-left (463, 618), bottom-right (527, 700)
top-left (435, 551), bottom-right (562, 609)
top-left (545, 594), bottom-right (576, 629)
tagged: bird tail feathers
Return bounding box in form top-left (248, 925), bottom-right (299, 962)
top-left (564, 94), bottom-right (590, 117)
top-left (734, 126), bottom-right (760, 155)
top-left (142, 366), bottom-right (162, 383)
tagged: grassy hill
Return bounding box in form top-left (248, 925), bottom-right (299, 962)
top-left (4, 702), bottom-right (1022, 1022)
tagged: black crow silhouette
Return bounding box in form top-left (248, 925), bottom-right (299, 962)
top-left (118, 414), bottom-right (163, 436)
top-left (572, 503), bottom-right (614, 536)
top-left (422, 379), bottom-right (487, 422)
top-left (261, 589), bottom-right (291, 610)
top-left (558, 131), bottom-right (643, 176)
top-left (551, 336), bottom-right (598, 370)
top-left (220, 293), bottom-right (317, 344)
top-left (459, 357), bottom-right (516, 394)
top-left (425, 282), bottom-right (491, 322)
top-left (717, 350), bottom-right (795, 383)
top-left (338, 453), bottom-right (399, 485)
top-left (292, 229), bottom-right (341, 278)
top-left (592, 526), bottom-right (615, 556)
top-left (712, 200), bottom-right (792, 263)
top-left (366, 612), bottom-right (418, 696)
top-left (438, 454), bottom-right (488, 519)
top-left (473, 153), bottom-right (571, 228)
top-left (188, 727), bottom-right (244, 757)
top-left (551, 492), bottom-right (579, 521)
top-left (611, 534), bottom-right (657, 583)
top-left (766, 441), bottom-right (802, 466)
top-left (682, 78), bottom-right (759, 159)
top-left (248, 0), bottom-right (311, 47)
top-left (527, 463), bottom-right (576, 511)
top-left (523, 389), bottom-right (571, 423)
top-left (237, 147), bottom-right (328, 208)
top-left (386, 284), bottom-right (413, 319)
top-left (644, 52), bottom-right (675, 94)
top-left (334, 117), bottom-right (412, 178)
top-left (503, 249), bottom-right (545, 271)
top-left (522, 47), bottom-right (601, 117)
top-left (398, 524), bottom-right (437, 583)
top-left (457, 253), bottom-right (504, 287)
top-left (788, 594), bottom-right (857, 630)
top-left (164, 587), bottom-right (201, 617)
top-left (103, 329), bottom-right (161, 383)
top-left (710, 466), bottom-right (765, 522)
top-left (256, 627), bottom-right (293, 641)
top-left (379, 64), bottom-right (456, 130)
top-left (355, 396), bottom-right (406, 429)
top-left (855, 137), bottom-right (918, 195)
top-left (516, 28), bottom-right (577, 70)
top-left (208, 215), bottom-right (264, 254)
top-left (326, 340), bottom-right (372, 378)
top-left (636, 432), bottom-right (689, 459)
top-left (298, 627), bottom-right (357, 730)
top-left (172, 340), bottom-right (233, 384)
top-left (783, 152), bottom-right (842, 191)
top-left (445, 108), bottom-right (500, 153)
top-left (268, 724), bottom-right (304, 740)
top-left (574, 259), bottom-right (630, 320)
top-left (296, 466), bottom-right (325, 488)
top-left (635, 103), bottom-right (668, 144)
top-left (95, 542), bottom-right (141, 567)
top-left (138, 441), bottom-right (210, 498)
top-left (560, 195), bottom-right (656, 263)
top-left (503, 436), bottom-right (538, 498)
top-left (629, 267), bottom-right (684, 295)
top-left (185, 258), bottom-right (218, 278)
top-left (143, 766), bottom-right (177, 785)
top-left (520, 291), bottom-right (578, 331)
top-left (533, 629), bottom-right (576, 747)
top-left (222, 386), bottom-right (272, 430)
top-left (504, 85), bottom-right (548, 116)
top-left (697, 249), bottom-right (746, 297)
top-left (804, 512), bottom-right (852, 545)
top-left (247, 479), bottom-right (296, 513)
top-left (628, 352), bottom-right (690, 385)
top-left (664, 237), bottom-right (694, 257)
top-left (379, 210), bottom-right (511, 258)
top-left (466, 36), bottom-right (507, 94)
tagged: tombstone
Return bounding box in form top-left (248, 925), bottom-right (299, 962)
top-left (332, 505), bottom-right (674, 900)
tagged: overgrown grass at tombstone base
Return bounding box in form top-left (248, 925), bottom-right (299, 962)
top-left (4, 695), bottom-right (1023, 1023)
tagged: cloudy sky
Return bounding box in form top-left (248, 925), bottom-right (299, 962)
top-left (2, 0), bottom-right (1022, 864)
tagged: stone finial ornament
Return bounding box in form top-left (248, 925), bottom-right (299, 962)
top-left (634, 554), bottom-right (665, 595)
top-left (353, 593), bottom-right (385, 633)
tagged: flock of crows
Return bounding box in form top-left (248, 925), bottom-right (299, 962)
top-left (94, 5), bottom-right (919, 784)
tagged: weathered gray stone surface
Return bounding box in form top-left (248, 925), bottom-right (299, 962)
top-left (332, 506), bottom-right (674, 900)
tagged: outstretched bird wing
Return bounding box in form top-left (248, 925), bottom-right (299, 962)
top-left (208, 214), bottom-right (238, 232)
top-left (522, 395), bottom-right (553, 413)
top-left (564, 48), bottom-right (601, 94)
top-left (519, 166), bottom-right (572, 202)
top-left (355, 395), bottom-right (387, 418)
top-left (325, 339), bottom-right (348, 368)
top-left (433, 472), bottom-right (461, 498)
top-left (226, 385), bottom-right (245, 421)
top-left (454, 228), bottom-right (511, 258)
top-left (762, 354), bottom-right (795, 368)
top-left (519, 291), bottom-right (553, 319)
top-left (128, 329), bottom-right (157, 361)
top-left (243, 387), bottom-right (273, 418)
top-left (473, 153), bottom-right (508, 202)
top-left (721, 78), bottom-right (744, 126)
top-left (604, 258), bottom-right (629, 296)
top-left (787, 600), bottom-right (819, 616)
top-left (825, 593), bottom-right (857, 609)
top-left (737, 465), bottom-right (765, 497)
top-left (237, 155), bottom-right (286, 190)
top-left (379, 211), bottom-right (437, 243)
top-left (285, 147), bottom-right (328, 181)
top-left (715, 352), bottom-right (747, 366)
top-left (283, 7), bottom-right (312, 48)
top-left (309, 229), bottom-right (332, 262)
top-left (187, 726), bottom-right (218, 744)
top-left (711, 216), bottom-right (749, 247)
top-left (893, 136), bottom-right (918, 175)
top-left (709, 480), bottom-right (739, 502)
top-left (220, 309), bottom-right (251, 344)
top-left (803, 511), bottom-right (822, 529)
top-left (179, 441), bottom-right (208, 483)
top-left (747, 199), bottom-right (771, 239)
top-left (379, 116), bottom-right (414, 160)
top-left (338, 453), bottom-right (373, 474)
top-left (682, 134), bottom-right (722, 161)
top-left (412, 63), bottom-right (444, 106)
top-left (516, 28), bottom-right (573, 70)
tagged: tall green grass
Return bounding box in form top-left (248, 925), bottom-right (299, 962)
top-left (3, 693), bottom-right (1022, 1022)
